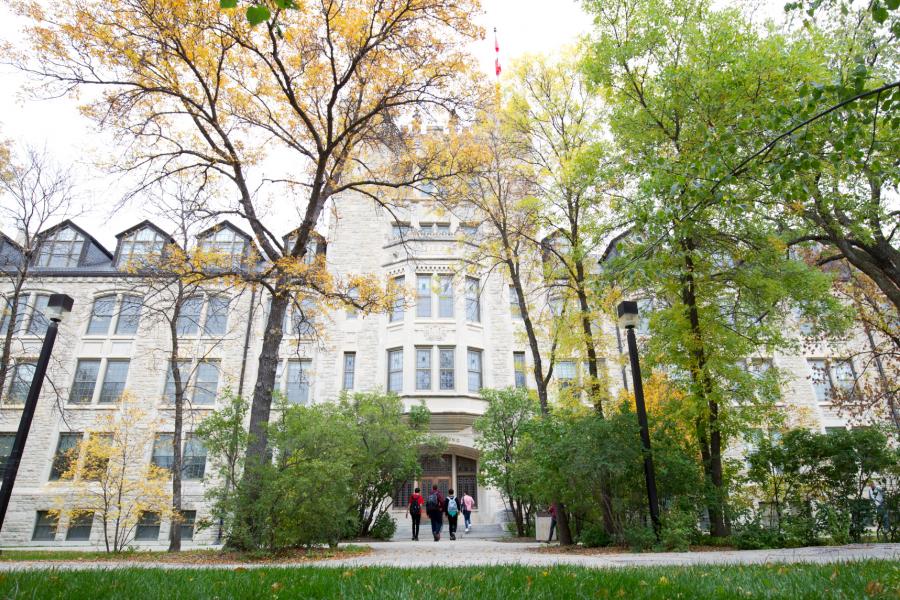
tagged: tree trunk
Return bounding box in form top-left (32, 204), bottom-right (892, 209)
top-left (574, 263), bottom-right (616, 537)
top-left (233, 290), bottom-right (289, 548)
top-left (681, 238), bottom-right (729, 537)
top-left (168, 328), bottom-right (184, 552)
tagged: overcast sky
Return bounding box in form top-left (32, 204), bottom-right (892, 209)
top-left (0, 0), bottom-right (781, 249)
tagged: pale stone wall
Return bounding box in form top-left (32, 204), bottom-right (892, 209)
top-left (0, 191), bottom-right (889, 547)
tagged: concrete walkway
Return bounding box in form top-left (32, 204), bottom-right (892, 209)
top-left (0, 541), bottom-right (898, 571)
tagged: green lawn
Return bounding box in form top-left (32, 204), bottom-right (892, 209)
top-left (0, 561), bottom-right (897, 599)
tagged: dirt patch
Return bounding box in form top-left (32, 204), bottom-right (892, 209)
top-left (0, 545), bottom-right (372, 565)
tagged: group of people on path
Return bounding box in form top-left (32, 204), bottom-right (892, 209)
top-left (407, 485), bottom-right (475, 541)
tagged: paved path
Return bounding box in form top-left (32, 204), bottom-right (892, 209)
top-left (0, 541), bottom-right (898, 571)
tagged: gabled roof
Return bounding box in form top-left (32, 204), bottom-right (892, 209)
top-left (114, 219), bottom-right (177, 245)
top-left (0, 231), bottom-right (22, 252)
top-left (37, 219), bottom-right (113, 259)
top-left (196, 219), bottom-right (252, 242)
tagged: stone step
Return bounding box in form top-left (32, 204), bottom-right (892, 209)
top-left (391, 521), bottom-right (509, 541)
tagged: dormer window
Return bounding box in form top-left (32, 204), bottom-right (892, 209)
top-left (198, 227), bottom-right (246, 261)
top-left (284, 234), bottom-right (322, 265)
top-left (117, 227), bottom-right (166, 267)
top-left (36, 227), bottom-right (84, 268)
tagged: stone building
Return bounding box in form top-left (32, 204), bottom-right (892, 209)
top-left (0, 191), bottom-right (886, 547)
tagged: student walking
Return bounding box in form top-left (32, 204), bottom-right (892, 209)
top-left (444, 489), bottom-right (461, 540)
top-left (425, 484), bottom-right (444, 541)
top-left (461, 491), bottom-right (474, 533)
top-left (407, 487), bottom-right (424, 541)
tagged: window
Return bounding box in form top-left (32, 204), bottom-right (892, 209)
top-left (417, 275), bottom-right (432, 318)
top-left (419, 222), bottom-right (450, 236)
top-left (390, 276), bottom-right (405, 322)
top-left (83, 433), bottom-right (112, 480)
top-left (285, 360), bottom-right (310, 405)
top-left (98, 360), bottom-right (129, 403)
top-left (388, 349), bottom-right (403, 392)
top-left (70, 359), bottom-right (101, 404)
top-left (808, 359), bottom-right (856, 404)
top-left (557, 361), bottom-right (576, 390)
top-left (0, 295), bottom-right (26, 336)
top-left (151, 434), bottom-right (174, 471)
top-left (465, 277), bottom-right (480, 322)
top-left (7, 362), bottom-right (36, 404)
top-left (825, 426), bottom-right (847, 435)
top-left (287, 298), bottom-right (316, 337)
top-left (416, 347), bottom-right (432, 390)
top-left (199, 227), bottom-right (246, 260)
top-left (393, 480), bottom-right (414, 508)
top-left (32, 511), bottom-right (58, 541)
top-left (748, 358), bottom-right (773, 378)
top-left (467, 349), bottom-right (482, 393)
top-left (343, 352), bottom-right (356, 390)
top-left (514, 352), bottom-right (526, 389)
top-left (193, 361), bottom-right (220, 405)
top-left (831, 360), bottom-right (856, 400)
top-left (36, 227), bottom-right (84, 268)
top-left (509, 285), bottom-right (521, 319)
top-left (176, 296), bottom-right (203, 336)
top-left (135, 512), bottom-right (161, 541)
top-left (0, 433), bottom-right (15, 477)
top-left (86, 295), bottom-right (116, 335)
top-left (27, 294), bottom-right (51, 336)
top-left (439, 348), bottom-right (455, 391)
top-left (346, 287), bottom-right (359, 319)
top-left (459, 224), bottom-right (478, 237)
top-left (50, 432), bottom-right (81, 480)
top-left (182, 435), bottom-right (206, 480)
top-left (164, 360), bottom-right (192, 403)
top-left (457, 456), bottom-right (478, 507)
top-left (808, 359), bottom-right (831, 403)
top-left (391, 222), bottom-right (410, 238)
top-left (179, 510), bottom-right (197, 541)
top-left (438, 276), bottom-right (454, 318)
top-left (549, 295), bottom-right (564, 318)
top-left (65, 512), bottom-right (94, 541)
top-left (117, 227), bottom-right (166, 267)
top-left (114, 295), bottom-right (142, 335)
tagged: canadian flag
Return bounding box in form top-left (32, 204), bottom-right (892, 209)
top-left (494, 28), bottom-right (501, 76)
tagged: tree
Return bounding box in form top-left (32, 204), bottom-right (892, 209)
top-left (119, 181), bottom-right (245, 552)
top-left (340, 392), bottom-right (441, 538)
top-left (17, 1), bottom-right (483, 543)
top-left (51, 393), bottom-right (172, 552)
top-left (0, 147), bottom-right (75, 402)
top-left (773, 5), bottom-right (900, 314)
top-left (583, 0), bottom-right (846, 536)
top-left (503, 52), bottom-right (620, 535)
top-left (474, 387), bottom-right (539, 537)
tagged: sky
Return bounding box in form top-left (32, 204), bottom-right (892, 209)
top-left (0, 0), bottom-right (782, 249)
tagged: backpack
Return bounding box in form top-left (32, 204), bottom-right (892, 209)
top-left (447, 497), bottom-right (458, 517)
top-left (409, 496), bottom-right (421, 516)
top-left (425, 493), bottom-right (440, 514)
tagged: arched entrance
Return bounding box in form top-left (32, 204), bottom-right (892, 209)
top-left (393, 450), bottom-right (478, 508)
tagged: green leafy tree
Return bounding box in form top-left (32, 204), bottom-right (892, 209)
top-left (583, 0), bottom-right (848, 536)
top-left (474, 388), bottom-right (540, 537)
top-left (339, 392), bottom-right (443, 538)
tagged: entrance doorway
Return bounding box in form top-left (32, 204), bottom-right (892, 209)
top-left (393, 453), bottom-right (477, 508)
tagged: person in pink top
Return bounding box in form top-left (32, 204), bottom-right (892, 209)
top-left (461, 491), bottom-right (475, 533)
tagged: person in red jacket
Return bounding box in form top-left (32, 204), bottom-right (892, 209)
top-left (406, 487), bottom-right (424, 541)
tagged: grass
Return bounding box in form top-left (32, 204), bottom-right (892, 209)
top-left (0, 545), bottom-right (370, 564)
top-left (0, 561), bottom-right (897, 599)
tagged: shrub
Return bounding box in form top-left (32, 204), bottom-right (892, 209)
top-left (659, 510), bottom-right (698, 551)
top-left (369, 512), bottom-right (397, 540)
top-left (623, 525), bottom-right (656, 552)
top-left (577, 523), bottom-right (612, 548)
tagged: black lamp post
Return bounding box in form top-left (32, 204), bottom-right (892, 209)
top-left (617, 300), bottom-right (661, 537)
top-left (0, 293), bottom-right (73, 533)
